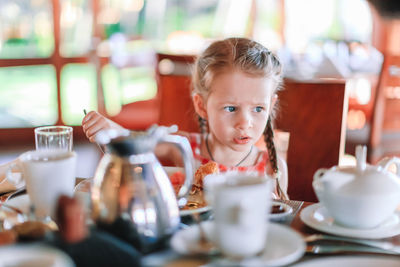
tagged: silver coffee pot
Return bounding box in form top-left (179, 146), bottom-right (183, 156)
top-left (90, 125), bottom-right (193, 251)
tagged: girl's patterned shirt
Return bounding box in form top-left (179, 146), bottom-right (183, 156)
top-left (188, 133), bottom-right (270, 175)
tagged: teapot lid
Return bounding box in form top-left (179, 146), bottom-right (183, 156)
top-left (95, 125), bottom-right (178, 156)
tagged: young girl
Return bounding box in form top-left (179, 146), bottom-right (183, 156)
top-left (82, 37), bottom-right (288, 199)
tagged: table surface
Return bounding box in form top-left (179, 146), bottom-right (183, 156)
top-left (2, 186), bottom-right (400, 266)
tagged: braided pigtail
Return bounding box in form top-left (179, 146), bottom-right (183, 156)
top-left (265, 117), bottom-right (278, 173)
top-left (198, 116), bottom-right (208, 134)
top-left (264, 117), bottom-right (288, 200)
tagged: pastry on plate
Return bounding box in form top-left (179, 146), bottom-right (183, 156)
top-left (192, 161), bottom-right (219, 194)
top-left (169, 162), bottom-right (219, 211)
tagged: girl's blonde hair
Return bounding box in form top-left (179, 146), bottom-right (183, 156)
top-left (192, 37), bottom-right (286, 198)
top-left (192, 37), bottom-right (283, 97)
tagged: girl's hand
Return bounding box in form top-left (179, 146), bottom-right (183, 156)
top-left (82, 111), bottom-right (125, 142)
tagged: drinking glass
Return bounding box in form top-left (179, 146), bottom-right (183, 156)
top-left (35, 126), bottom-right (73, 151)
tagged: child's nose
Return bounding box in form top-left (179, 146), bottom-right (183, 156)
top-left (235, 112), bottom-right (252, 129)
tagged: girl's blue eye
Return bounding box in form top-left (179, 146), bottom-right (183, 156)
top-left (224, 106), bottom-right (236, 112)
top-left (254, 106), bottom-right (264, 112)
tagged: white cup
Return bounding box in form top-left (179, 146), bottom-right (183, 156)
top-left (204, 172), bottom-right (273, 258)
top-left (20, 149), bottom-right (77, 220)
top-left (35, 126), bottom-right (73, 151)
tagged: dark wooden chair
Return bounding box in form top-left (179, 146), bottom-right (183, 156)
top-left (156, 53), bottom-right (199, 132)
top-left (275, 79), bottom-right (348, 201)
top-left (369, 54), bottom-right (400, 163)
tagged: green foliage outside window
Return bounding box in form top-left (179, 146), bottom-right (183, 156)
top-left (61, 64), bottom-right (97, 125)
top-left (102, 64), bottom-right (157, 116)
top-left (0, 65), bottom-right (57, 128)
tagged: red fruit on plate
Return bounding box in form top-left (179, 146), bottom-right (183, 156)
top-left (169, 171), bottom-right (185, 186)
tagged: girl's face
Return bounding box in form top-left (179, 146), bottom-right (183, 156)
top-left (201, 69), bottom-right (275, 153)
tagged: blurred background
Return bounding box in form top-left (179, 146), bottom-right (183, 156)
top-left (1, 0), bottom-right (399, 176)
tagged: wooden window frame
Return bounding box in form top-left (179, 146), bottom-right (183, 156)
top-left (0, 0), bottom-right (106, 146)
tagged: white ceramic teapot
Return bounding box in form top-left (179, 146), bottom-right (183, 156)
top-left (313, 145), bottom-right (400, 229)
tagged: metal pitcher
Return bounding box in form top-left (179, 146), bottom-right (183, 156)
top-left (91, 125), bottom-right (193, 251)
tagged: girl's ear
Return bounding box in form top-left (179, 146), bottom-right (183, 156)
top-left (269, 94), bottom-right (278, 114)
top-left (192, 93), bottom-right (208, 119)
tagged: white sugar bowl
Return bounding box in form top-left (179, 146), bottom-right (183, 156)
top-left (313, 146), bottom-right (400, 229)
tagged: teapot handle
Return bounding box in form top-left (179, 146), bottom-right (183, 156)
top-left (160, 134), bottom-right (194, 205)
top-left (378, 157), bottom-right (400, 176)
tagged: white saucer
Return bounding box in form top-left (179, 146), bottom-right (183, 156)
top-left (5, 194), bottom-right (30, 214)
top-left (292, 255), bottom-right (400, 267)
top-left (1, 194), bottom-right (30, 229)
top-left (300, 203), bottom-right (400, 239)
top-left (179, 206), bottom-right (212, 217)
top-left (171, 221), bottom-right (305, 266)
top-left (0, 244), bottom-right (74, 267)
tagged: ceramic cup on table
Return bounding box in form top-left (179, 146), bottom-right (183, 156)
top-left (204, 172), bottom-right (273, 259)
top-left (0, 126), bottom-right (73, 194)
top-left (35, 126), bottom-right (73, 152)
top-left (20, 149), bottom-right (77, 221)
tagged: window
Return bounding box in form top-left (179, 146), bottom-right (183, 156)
top-left (0, 0), bottom-right (376, 142)
top-left (0, 65), bottom-right (57, 128)
top-left (0, 0), bottom-right (95, 134)
top-left (102, 64), bottom-right (157, 116)
top-left (61, 63), bottom-right (97, 125)
top-left (59, 0), bottom-right (93, 57)
top-left (284, 0), bottom-right (372, 52)
top-left (253, 0), bottom-right (283, 50)
top-left (0, 0), bottom-right (54, 58)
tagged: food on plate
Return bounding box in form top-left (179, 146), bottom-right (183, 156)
top-left (168, 162), bottom-right (219, 211)
top-left (193, 161), bottom-right (219, 193)
top-left (12, 221), bottom-right (52, 240)
top-left (271, 203), bottom-right (285, 214)
top-left (180, 190), bottom-right (207, 211)
top-left (169, 171), bottom-right (185, 195)
top-left (0, 230), bottom-right (17, 245)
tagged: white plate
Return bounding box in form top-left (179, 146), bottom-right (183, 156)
top-left (171, 221), bottom-right (305, 266)
top-left (269, 201), bottom-right (293, 221)
top-left (292, 255), bottom-right (400, 267)
top-left (0, 244), bottom-right (74, 267)
top-left (0, 173), bottom-right (25, 194)
top-left (179, 206), bottom-right (212, 217)
top-left (300, 203), bottom-right (400, 239)
top-left (6, 194), bottom-right (30, 213)
top-left (1, 194), bottom-right (30, 229)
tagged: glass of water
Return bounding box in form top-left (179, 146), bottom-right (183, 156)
top-left (34, 126), bottom-right (73, 151)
